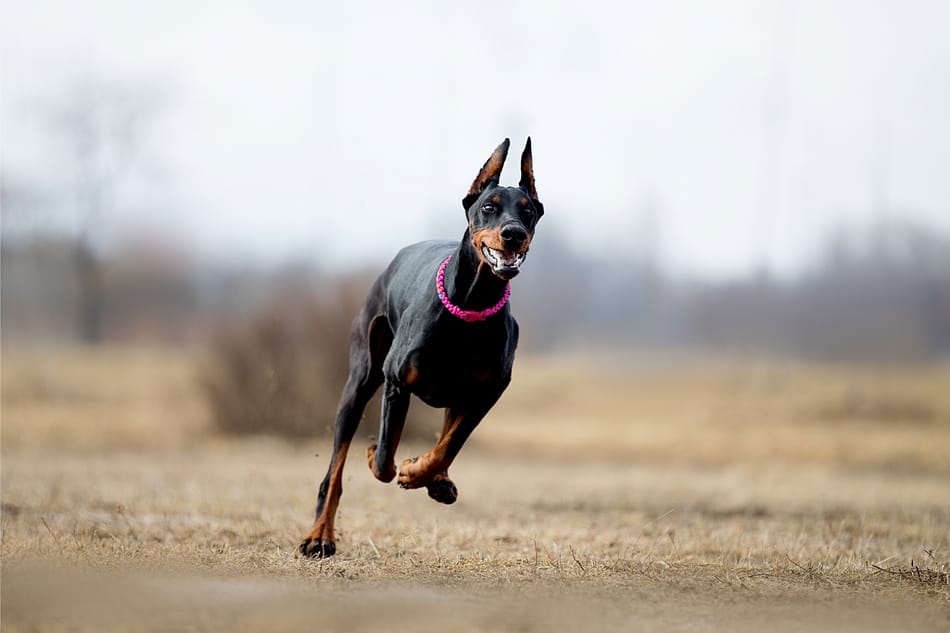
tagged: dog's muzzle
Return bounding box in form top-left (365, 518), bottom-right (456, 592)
top-left (482, 246), bottom-right (526, 279)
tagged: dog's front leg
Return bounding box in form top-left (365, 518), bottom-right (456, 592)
top-left (367, 379), bottom-right (410, 483)
top-left (398, 391), bottom-right (502, 503)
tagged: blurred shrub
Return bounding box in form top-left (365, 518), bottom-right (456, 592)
top-left (200, 280), bottom-right (439, 439)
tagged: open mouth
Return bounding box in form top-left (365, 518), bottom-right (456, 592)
top-left (482, 246), bottom-right (526, 277)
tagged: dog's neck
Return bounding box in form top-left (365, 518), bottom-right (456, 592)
top-left (442, 229), bottom-right (510, 311)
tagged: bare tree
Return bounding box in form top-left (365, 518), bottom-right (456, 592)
top-left (43, 74), bottom-right (166, 342)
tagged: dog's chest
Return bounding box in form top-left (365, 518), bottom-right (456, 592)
top-left (397, 325), bottom-right (511, 407)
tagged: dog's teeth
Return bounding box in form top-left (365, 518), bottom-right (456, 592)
top-left (489, 248), bottom-right (521, 268)
top-left (485, 246), bottom-right (526, 269)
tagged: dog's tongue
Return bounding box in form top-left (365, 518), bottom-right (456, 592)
top-left (495, 250), bottom-right (518, 267)
top-left (484, 246), bottom-right (524, 270)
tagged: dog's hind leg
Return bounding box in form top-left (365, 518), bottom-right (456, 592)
top-left (299, 314), bottom-right (390, 558)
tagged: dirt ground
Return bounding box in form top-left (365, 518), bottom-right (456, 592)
top-left (2, 347), bottom-right (949, 632)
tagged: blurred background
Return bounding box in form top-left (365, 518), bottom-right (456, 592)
top-left (4, 7), bottom-right (950, 625)
top-left (2, 0), bottom-right (950, 440)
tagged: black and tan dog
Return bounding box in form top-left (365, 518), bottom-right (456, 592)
top-left (299, 138), bottom-right (543, 558)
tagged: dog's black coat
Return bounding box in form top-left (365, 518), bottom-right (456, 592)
top-left (300, 138), bottom-right (542, 558)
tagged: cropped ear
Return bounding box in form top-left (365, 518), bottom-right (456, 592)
top-left (519, 137), bottom-right (539, 201)
top-left (519, 137), bottom-right (543, 217)
top-left (462, 138), bottom-right (510, 211)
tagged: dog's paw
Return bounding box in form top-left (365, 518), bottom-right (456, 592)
top-left (298, 537), bottom-right (336, 559)
top-left (426, 476), bottom-right (458, 504)
top-left (298, 522), bottom-right (336, 559)
top-left (397, 456), bottom-right (423, 489)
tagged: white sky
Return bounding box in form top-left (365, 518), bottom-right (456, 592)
top-left (3, 0), bottom-right (949, 278)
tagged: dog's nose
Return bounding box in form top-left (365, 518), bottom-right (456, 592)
top-left (500, 225), bottom-right (528, 248)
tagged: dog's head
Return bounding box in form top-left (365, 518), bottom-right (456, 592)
top-left (462, 138), bottom-right (544, 281)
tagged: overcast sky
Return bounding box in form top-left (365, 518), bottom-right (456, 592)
top-left (3, 0), bottom-right (949, 278)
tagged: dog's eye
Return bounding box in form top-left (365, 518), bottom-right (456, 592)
top-left (481, 204), bottom-right (496, 213)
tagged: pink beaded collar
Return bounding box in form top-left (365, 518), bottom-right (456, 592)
top-left (436, 256), bottom-right (510, 322)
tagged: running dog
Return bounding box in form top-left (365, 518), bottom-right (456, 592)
top-left (299, 138), bottom-right (543, 558)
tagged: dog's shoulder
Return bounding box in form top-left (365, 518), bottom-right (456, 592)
top-left (377, 240), bottom-right (452, 323)
top-left (384, 239), bottom-right (453, 290)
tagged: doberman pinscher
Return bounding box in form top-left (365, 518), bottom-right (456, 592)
top-left (299, 138), bottom-right (543, 558)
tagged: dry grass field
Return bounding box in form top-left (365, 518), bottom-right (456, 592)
top-left (2, 346), bottom-right (949, 631)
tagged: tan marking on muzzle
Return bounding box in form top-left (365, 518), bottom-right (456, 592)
top-left (471, 226), bottom-right (531, 262)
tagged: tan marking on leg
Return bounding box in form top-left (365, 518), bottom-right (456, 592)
top-left (366, 443), bottom-right (396, 482)
top-left (404, 364), bottom-right (420, 386)
top-left (397, 452), bottom-right (445, 489)
top-left (303, 441), bottom-right (350, 545)
top-left (397, 410), bottom-right (462, 488)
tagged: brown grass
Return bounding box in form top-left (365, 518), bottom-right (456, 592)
top-left (2, 347), bottom-right (949, 631)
